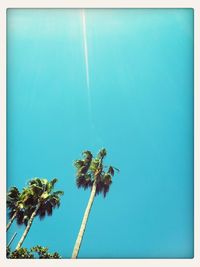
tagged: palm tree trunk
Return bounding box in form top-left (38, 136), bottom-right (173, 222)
top-left (7, 232), bottom-right (17, 248)
top-left (15, 204), bottom-right (40, 250)
top-left (6, 211), bottom-right (17, 232)
top-left (72, 181), bottom-right (97, 259)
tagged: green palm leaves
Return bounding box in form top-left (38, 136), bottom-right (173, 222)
top-left (24, 178), bottom-right (63, 220)
top-left (7, 187), bottom-right (22, 230)
top-left (7, 246), bottom-right (61, 259)
top-left (75, 148), bottom-right (118, 197)
top-left (7, 178), bottom-right (64, 250)
top-left (7, 187), bottom-right (32, 230)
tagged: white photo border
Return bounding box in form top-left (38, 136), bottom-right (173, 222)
top-left (0, 1), bottom-right (199, 266)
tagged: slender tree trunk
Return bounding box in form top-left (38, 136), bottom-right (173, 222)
top-left (72, 181), bottom-right (97, 259)
top-left (15, 204), bottom-right (40, 250)
top-left (6, 211), bottom-right (17, 232)
top-left (7, 232), bottom-right (17, 248)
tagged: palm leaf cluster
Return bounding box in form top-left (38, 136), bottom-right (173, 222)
top-left (7, 247), bottom-right (34, 259)
top-left (7, 178), bottom-right (63, 224)
top-left (74, 148), bottom-right (118, 197)
top-left (31, 245), bottom-right (61, 259)
top-left (7, 187), bottom-right (31, 226)
top-left (7, 246), bottom-right (61, 259)
top-left (25, 178), bottom-right (63, 220)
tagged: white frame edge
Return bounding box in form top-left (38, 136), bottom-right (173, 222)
top-left (0, 1), bottom-right (199, 267)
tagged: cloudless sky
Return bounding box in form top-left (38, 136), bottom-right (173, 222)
top-left (7, 8), bottom-right (194, 258)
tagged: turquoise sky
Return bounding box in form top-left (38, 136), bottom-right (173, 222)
top-left (7, 9), bottom-right (194, 258)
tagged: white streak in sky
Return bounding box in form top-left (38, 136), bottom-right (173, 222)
top-left (82, 9), bottom-right (90, 90)
top-left (81, 9), bottom-right (93, 125)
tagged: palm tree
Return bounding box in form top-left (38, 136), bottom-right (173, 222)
top-left (7, 187), bottom-right (21, 231)
top-left (7, 187), bottom-right (30, 231)
top-left (72, 148), bottom-right (119, 259)
top-left (15, 178), bottom-right (64, 250)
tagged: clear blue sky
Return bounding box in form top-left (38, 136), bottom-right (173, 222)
top-left (7, 8), bottom-right (194, 258)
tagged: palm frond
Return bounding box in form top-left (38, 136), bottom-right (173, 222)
top-left (74, 148), bottom-right (118, 198)
top-left (52, 191), bottom-right (64, 196)
top-left (45, 201), bottom-right (53, 216)
top-left (49, 178), bottom-right (58, 191)
top-left (74, 160), bottom-right (85, 168)
top-left (89, 158), bottom-right (99, 173)
top-left (108, 166), bottom-right (115, 176)
top-left (97, 148), bottom-right (107, 159)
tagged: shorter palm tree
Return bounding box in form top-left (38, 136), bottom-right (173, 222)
top-left (7, 187), bottom-right (20, 231)
top-left (7, 187), bottom-right (31, 231)
top-left (15, 178), bottom-right (63, 250)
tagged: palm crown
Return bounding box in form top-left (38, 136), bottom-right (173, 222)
top-left (23, 178), bottom-right (64, 220)
top-left (7, 187), bottom-right (22, 221)
top-left (14, 178), bottom-right (64, 250)
top-left (7, 187), bottom-right (32, 227)
top-left (74, 148), bottom-right (118, 197)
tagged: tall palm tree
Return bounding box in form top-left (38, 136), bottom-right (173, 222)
top-left (7, 187), bottom-right (31, 231)
top-left (15, 178), bottom-right (63, 250)
top-left (72, 148), bottom-right (119, 259)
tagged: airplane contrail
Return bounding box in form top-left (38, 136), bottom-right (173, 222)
top-left (82, 9), bottom-right (90, 90)
top-left (81, 10), bottom-right (102, 145)
top-left (81, 9), bottom-right (93, 124)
